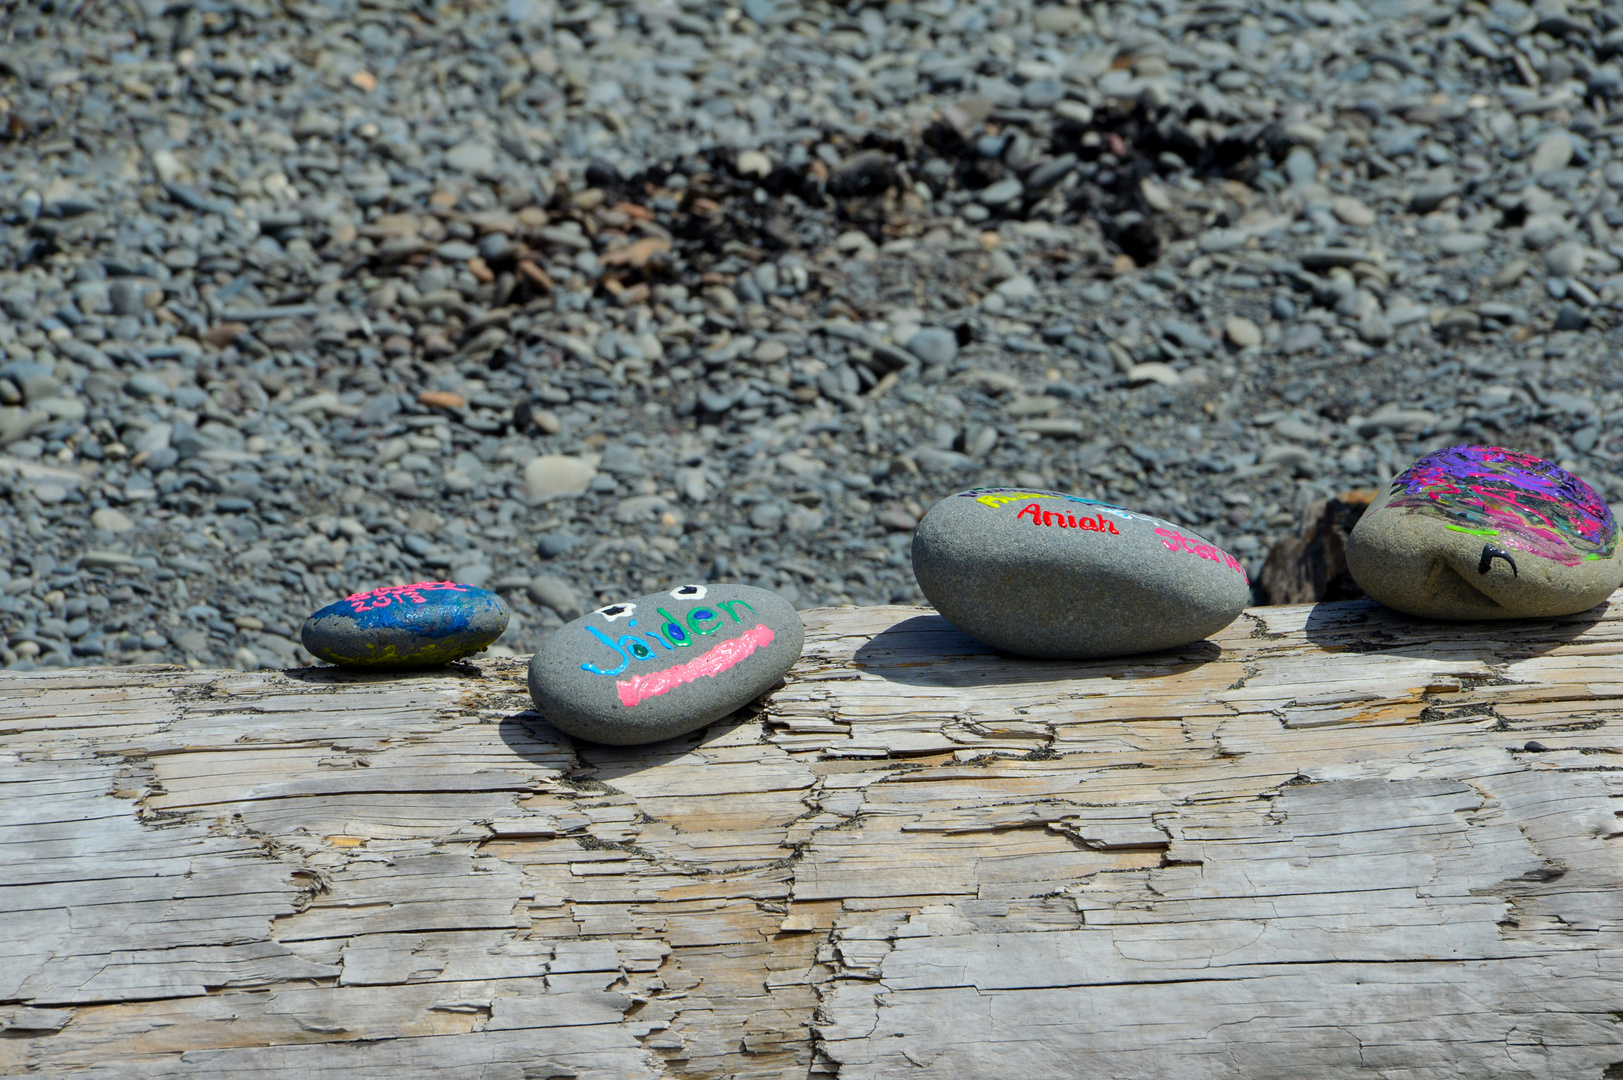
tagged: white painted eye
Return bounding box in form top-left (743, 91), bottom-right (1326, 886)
top-left (670, 584), bottom-right (707, 599)
top-left (594, 603), bottom-right (636, 621)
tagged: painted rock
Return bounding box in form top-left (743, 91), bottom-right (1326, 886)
top-left (301, 581), bottom-right (510, 668)
top-left (528, 583), bottom-right (804, 745)
top-left (911, 487), bottom-right (1250, 659)
top-left (1347, 446), bottom-right (1623, 620)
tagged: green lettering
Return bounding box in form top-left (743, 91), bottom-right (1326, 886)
top-left (686, 607), bottom-right (719, 635)
top-left (717, 599), bottom-right (755, 622)
top-left (655, 607), bottom-right (693, 647)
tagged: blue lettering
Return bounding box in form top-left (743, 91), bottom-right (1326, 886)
top-left (580, 626), bottom-right (631, 675)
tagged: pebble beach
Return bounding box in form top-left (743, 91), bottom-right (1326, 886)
top-left (1, 0), bottom-right (1621, 669)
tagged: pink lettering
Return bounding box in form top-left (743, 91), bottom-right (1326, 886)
top-left (346, 581), bottom-right (468, 614)
top-left (616, 623), bottom-right (776, 708)
top-left (1154, 528), bottom-right (1247, 580)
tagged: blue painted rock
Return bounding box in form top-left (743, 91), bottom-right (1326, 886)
top-left (301, 581), bottom-right (510, 668)
top-left (1347, 445), bottom-right (1623, 619)
top-left (912, 487), bottom-right (1250, 659)
top-left (528, 583), bottom-right (804, 745)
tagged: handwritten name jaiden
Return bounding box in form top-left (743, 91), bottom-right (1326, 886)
top-left (578, 585), bottom-right (776, 708)
top-left (972, 490), bottom-right (1248, 581)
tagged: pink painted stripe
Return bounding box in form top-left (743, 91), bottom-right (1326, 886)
top-left (616, 624), bottom-right (776, 708)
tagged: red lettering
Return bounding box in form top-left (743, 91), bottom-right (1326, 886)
top-left (1011, 502), bottom-right (1128, 538)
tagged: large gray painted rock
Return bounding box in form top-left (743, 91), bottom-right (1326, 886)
top-left (1347, 445), bottom-right (1623, 620)
top-left (301, 581), bottom-right (509, 668)
top-left (528, 583), bottom-right (804, 745)
top-left (912, 487), bottom-right (1250, 658)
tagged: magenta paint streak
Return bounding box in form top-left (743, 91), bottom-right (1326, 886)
top-left (1387, 446), bottom-right (1617, 566)
top-left (616, 623), bottom-right (776, 707)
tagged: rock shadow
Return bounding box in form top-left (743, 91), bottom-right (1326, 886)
top-left (849, 614), bottom-right (1223, 687)
top-left (496, 705), bottom-right (760, 772)
top-left (279, 660), bottom-right (489, 685)
top-left (1300, 597), bottom-right (1609, 662)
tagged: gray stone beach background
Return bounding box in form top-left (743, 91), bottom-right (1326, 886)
top-left (1, 0), bottom-right (1620, 670)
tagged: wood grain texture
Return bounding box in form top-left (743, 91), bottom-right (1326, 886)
top-left (4, 598), bottom-right (1623, 1078)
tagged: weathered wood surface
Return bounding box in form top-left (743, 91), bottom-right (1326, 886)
top-left (4, 598), bottom-right (1623, 1079)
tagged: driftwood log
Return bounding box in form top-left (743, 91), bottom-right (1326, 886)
top-left (4, 599), bottom-right (1623, 1078)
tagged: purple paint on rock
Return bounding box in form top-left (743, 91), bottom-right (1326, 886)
top-left (1386, 446), bottom-right (1617, 566)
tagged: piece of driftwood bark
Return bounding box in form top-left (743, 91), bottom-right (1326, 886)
top-left (4, 598), bottom-right (1623, 1079)
top-left (1256, 489), bottom-right (1373, 605)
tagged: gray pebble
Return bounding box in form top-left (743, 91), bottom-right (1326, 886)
top-left (528, 575), bottom-right (583, 620)
top-left (1554, 303), bottom-right (1587, 332)
top-left (536, 532), bottom-right (581, 559)
top-left (979, 179), bottom-right (1024, 207)
top-left (1545, 241), bottom-right (1586, 278)
top-left (1280, 323), bottom-right (1325, 355)
top-left (108, 279), bottom-right (144, 316)
top-left (906, 327), bottom-right (959, 366)
top-left (1439, 233), bottom-right (1488, 256)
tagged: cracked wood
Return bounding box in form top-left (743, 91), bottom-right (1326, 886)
top-left (3, 598), bottom-right (1623, 1078)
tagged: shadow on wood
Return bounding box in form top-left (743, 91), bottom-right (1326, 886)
top-left (281, 659), bottom-right (492, 685)
top-left (850, 613), bottom-right (1223, 686)
top-left (1300, 596), bottom-right (1607, 660)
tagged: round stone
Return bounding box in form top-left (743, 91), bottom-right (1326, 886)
top-left (911, 488), bottom-right (1251, 659)
top-left (528, 583), bottom-right (804, 745)
top-left (300, 581), bottom-right (510, 668)
top-left (524, 454), bottom-right (597, 500)
top-left (905, 327), bottom-right (959, 366)
top-left (1224, 317), bottom-right (1262, 349)
top-left (90, 507), bottom-right (134, 532)
top-left (1331, 196), bottom-right (1376, 227)
top-left (1347, 446), bottom-right (1623, 620)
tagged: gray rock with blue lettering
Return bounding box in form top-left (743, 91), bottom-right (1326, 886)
top-left (527, 583), bottom-right (805, 745)
top-left (912, 487), bottom-right (1250, 659)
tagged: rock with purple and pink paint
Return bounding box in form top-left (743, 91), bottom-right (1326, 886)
top-left (1347, 446), bottom-right (1623, 620)
top-left (526, 583), bottom-right (804, 745)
